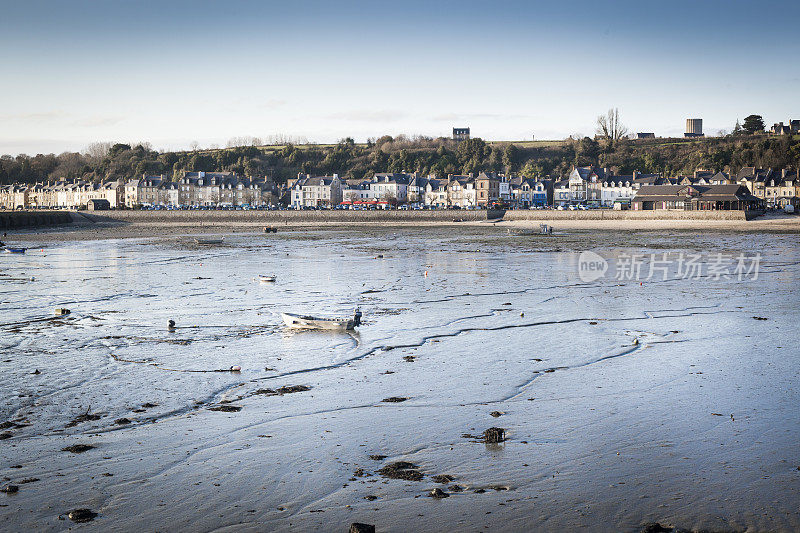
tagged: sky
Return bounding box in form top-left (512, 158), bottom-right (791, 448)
top-left (1, 0), bottom-right (798, 155)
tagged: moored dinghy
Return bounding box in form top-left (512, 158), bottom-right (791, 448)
top-left (259, 274), bottom-right (277, 283)
top-left (282, 309), bottom-right (362, 331)
top-left (5, 247), bottom-right (26, 254)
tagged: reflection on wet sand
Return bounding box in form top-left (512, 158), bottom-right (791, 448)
top-left (1, 228), bottom-right (799, 532)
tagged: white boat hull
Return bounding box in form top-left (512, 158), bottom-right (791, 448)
top-left (282, 312), bottom-right (356, 331)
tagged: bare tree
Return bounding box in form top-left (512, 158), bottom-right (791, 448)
top-left (595, 108), bottom-right (628, 149)
top-left (83, 142), bottom-right (112, 161)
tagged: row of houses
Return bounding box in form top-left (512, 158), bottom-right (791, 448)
top-left (290, 166), bottom-right (799, 210)
top-left (2, 166), bottom-right (797, 211)
top-left (288, 172), bottom-right (552, 209)
top-left (554, 166), bottom-right (799, 210)
top-left (0, 172), bottom-right (278, 210)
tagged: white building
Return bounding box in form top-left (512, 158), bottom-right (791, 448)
top-left (369, 173), bottom-right (411, 204)
top-left (291, 174), bottom-right (343, 208)
top-left (424, 179), bottom-right (448, 207)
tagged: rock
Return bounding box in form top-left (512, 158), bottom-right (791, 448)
top-left (141, 402), bottom-right (158, 409)
top-left (484, 427), bottom-right (505, 443)
top-left (65, 411), bottom-right (102, 428)
top-left (752, 316), bottom-right (768, 320)
top-left (208, 405), bottom-right (242, 412)
top-left (490, 411), bottom-right (503, 418)
top-left (114, 418), bottom-right (131, 425)
top-left (363, 495), bottom-right (378, 501)
top-left (349, 524), bottom-right (376, 533)
top-left (1, 485), bottom-right (19, 494)
top-left (640, 523), bottom-right (673, 533)
top-left (368, 455), bottom-right (386, 461)
top-left (19, 478), bottom-right (39, 484)
top-left (277, 385), bottom-right (311, 394)
top-left (431, 474), bottom-right (454, 484)
top-left (0, 432), bottom-right (12, 440)
top-left (62, 444), bottom-right (95, 453)
top-left (474, 488), bottom-right (486, 494)
top-left (68, 509), bottom-right (97, 523)
top-left (429, 488), bottom-right (449, 499)
top-left (403, 355), bottom-right (415, 362)
top-left (32, 369), bottom-right (41, 375)
top-left (378, 461), bottom-right (424, 481)
top-left (448, 484), bottom-right (464, 492)
top-left (381, 397), bottom-right (408, 403)
top-left (589, 321), bottom-right (598, 325)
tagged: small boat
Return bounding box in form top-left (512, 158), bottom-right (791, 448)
top-left (195, 237), bottom-right (224, 245)
top-left (5, 247), bottom-right (26, 254)
top-left (506, 225), bottom-right (554, 237)
top-left (258, 274), bottom-right (277, 283)
top-left (282, 310), bottom-right (362, 331)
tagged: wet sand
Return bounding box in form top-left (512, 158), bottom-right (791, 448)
top-left (3, 211), bottom-right (799, 244)
top-left (1, 227), bottom-right (799, 532)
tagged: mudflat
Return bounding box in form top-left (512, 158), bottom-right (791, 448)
top-left (1, 227), bottom-right (798, 532)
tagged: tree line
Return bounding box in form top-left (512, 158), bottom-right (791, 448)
top-left (2, 129), bottom-right (799, 186)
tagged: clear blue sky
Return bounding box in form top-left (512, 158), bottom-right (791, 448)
top-left (1, 0), bottom-right (798, 155)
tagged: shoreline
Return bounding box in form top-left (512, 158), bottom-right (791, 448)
top-left (3, 211), bottom-right (799, 242)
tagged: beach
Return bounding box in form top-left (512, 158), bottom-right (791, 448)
top-left (1, 225), bottom-right (799, 532)
top-left (3, 209), bottom-right (799, 243)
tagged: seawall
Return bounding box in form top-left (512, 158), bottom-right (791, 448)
top-left (0, 210), bottom-right (74, 230)
top-left (78, 209), bottom-right (506, 225)
top-left (502, 210), bottom-right (757, 221)
top-left (78, 208), bottom-right (757, 225)
top-left (3, 208), bottom-right (766, 231)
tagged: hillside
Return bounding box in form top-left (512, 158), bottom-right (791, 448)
top-left (2, 133), bottom-right (799, 185)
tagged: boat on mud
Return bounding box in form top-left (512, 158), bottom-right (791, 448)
top-left (4, 247), bottom-right (26, 254)
top-left (506, 224), bottom-right (554, 236)
top-left (282, 310), bottom-right (362, 331)
top-left (195, 238), bottom-right (224, 245)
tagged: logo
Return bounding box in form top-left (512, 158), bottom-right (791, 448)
top-left (577, 250), bottom-right (608, 282)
